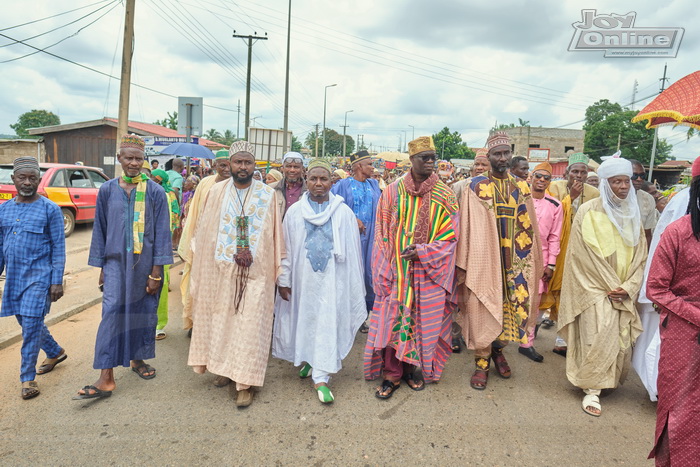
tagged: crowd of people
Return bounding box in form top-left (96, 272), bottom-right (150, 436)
top-left (1, 132), bottom-right (698, 465)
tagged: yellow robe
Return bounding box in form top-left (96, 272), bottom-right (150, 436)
top-left (177, 175), bottom-right (219, 330)
top-left (542, 180), bottom-right (599, 318)
top-left (558, 198), bottom-right (646, 390)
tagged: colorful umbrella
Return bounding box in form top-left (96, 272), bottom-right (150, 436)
top-left (632, 70), bottom-right (700, 130)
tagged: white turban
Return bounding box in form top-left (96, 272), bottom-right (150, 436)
top-left (282, 151), bottom-right (304, 164)
top-left (597, 156), bottom-right (641, 247)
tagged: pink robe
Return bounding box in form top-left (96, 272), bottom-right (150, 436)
top-left (646, 215), bottom-right (700, 465)
top-left (533, 194), bottom-right (563, 294)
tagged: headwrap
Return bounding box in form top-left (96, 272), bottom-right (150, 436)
top-left (587, 171), bottom-right (599, 180)
top-left (568, 152), bottom-right (589, 167)
top-left (253, 170), bottom-right (262, 179)
top-left (333, 168), bottom-right (348, 179)
top-left (486, 131), bottom-right (511, 152)
top-left (408, 136), bottom-right (435, 156)
top-left (141, 160), bottom-right (151, 170)
top-left (120, 134), bottom-right (145, 151)
top-left (229, 140), bottom-right (255, 156)
top-left (151, 169), bottom-right (172, 193)
top-left (186, 175), bottom-right (200, 186)
top-left (307, 159), bottom-right (332, 174)
top-left (215, 149), bottom-right (229, 160)
top-left (13, 156), bottom-right (40, 173)
top-left (282, 151), bottom-right (304, 164)
top-left (692, 156), bottom-right (700, 178)
top-left (475, 148), bottom-right (489, 159)
top-left (533, 162), bottom-right (553, 174)
top-left (267, 169), bottom-right (283, 182)
top-left (597, 155), bottom-right (641, 247)
top-left (350, 150), bottom-right (370, 165)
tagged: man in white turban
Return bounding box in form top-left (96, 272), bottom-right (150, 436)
top-left (558, 156), bottom-right (646, 417)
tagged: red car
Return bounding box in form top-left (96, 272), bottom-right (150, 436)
top-left (0, 163), bottom-right (109, 236)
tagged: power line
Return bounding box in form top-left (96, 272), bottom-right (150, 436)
top-left (0, 0), bottom-right (113, 32)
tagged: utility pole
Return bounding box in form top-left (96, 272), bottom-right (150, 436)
top-left (341, 110), bottom-right (353, 158)
top-left (322, 84), bottom-right (337, 158)
top-left (236, 99), bottom-right (241, 139)
top-left (314, 124), bottom-right (319, 158)
top-left (631, 79), bottom-right (638, 110)
top-left (648, 64), bottom-right (669, 182)
top-left (281, 0), bottom-right (292, 153)
top-left (232, 31), bottom-right (268, 140)
top-left (617, 133), bottom-right (621, 151)
top-left (408, 125), bottom-right (415, 141)
top-left (114, 0), bottom-right (135, 177)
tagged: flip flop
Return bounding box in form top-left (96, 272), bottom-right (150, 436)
top-left (72, 385), bottom-right (112, 400)
top-left (37, 351), bottom-right (68, 375)
top-left (131, 363), bottom-right (156, 380)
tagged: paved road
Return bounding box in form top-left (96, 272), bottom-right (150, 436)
top-left (0, 258), bottom-right (657, 465)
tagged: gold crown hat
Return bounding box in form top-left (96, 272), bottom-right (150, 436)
top-left (475, 148), bottom-right (489, 159)
top-left (229, 140), bottom-right (256, 156)
top-left (486, 131), bottom-right (511, 151)
top-left (120, 134), bottom-right (146, 151)
top-left (408, 136), bottom-right (436, 156)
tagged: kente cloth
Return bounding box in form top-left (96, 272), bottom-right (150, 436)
top-left (542, 180), bottom-right (600, 318)
top-left (122, 173), bottom-right (149, 254)
top-left (558, 197), bottom-right (646, 390)
top-left (0, 197), bottom-right (65, 318)
top-left (273, 192), bottom-right (366, 375)
top-left (88, 179), bottom-right (173, 369)
top-left (454, 173), bottom-right (542, 349)
top-left (187, 179), bottom-right (284, 387)
top-left (533, 195), bottom-right (563, 293)
top-left (177, 175), bottom-right (219, 330)
top-left (633, 187), bottom-right (690, 401)
top-left (364, 173), bottom-right (459, 383)
top-left (646, 215), bottom-right (700, 465)
top-left (331, 177), bottom-right (382, 309)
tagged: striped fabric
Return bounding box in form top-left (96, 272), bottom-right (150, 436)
top-left (364, 177), bottom-right (459, 383)
top-left (124, 174), bottom-right (149, 254)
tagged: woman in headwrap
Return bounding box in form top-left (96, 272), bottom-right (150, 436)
top-left (253, 170), bottom-right (263, 182)
top-left (150, 168), bottom-right (181, 340)
top-left (180, 175), bottom-right (200, 230)
top-left (266, 169), bottom-right (283, 185)
top-left (332, 169), bottom-right (348, 184)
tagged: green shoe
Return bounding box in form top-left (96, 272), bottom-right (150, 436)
top-left (316, 385), bottom-right (334, 404)
top-left (299, 363), bottom-right (312, 378)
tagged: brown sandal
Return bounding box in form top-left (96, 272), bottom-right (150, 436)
top-left (470, 369), bottom-right (489, 390)
top-left (21, 381), bottom-right (40, 400)
top-left (37, 350), bottom-right (67, 375)
top-left (492, 352), bottom-right (512, 378)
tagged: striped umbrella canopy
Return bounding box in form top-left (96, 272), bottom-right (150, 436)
top-left (632, 70), bottom-right (700, 130)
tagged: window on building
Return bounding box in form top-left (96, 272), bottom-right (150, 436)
top-left (528, 144), bottom-right (540, 148)
top-left (565, 146), bottom-right (575, 152)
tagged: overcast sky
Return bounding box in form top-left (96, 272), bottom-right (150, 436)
top-left (1, 0), bottom-right (699, 160)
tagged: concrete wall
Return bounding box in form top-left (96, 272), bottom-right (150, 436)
top-left (503, 127), bottom-right (585, 159)
top-left (0, 139), bottom-right (46, 164)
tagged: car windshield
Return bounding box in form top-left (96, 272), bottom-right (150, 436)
top-left (0, 166), bottom-right (49, 184)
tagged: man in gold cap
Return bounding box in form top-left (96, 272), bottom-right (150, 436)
top-left (454, 131), bottom-right (542, 390)
top-left (177, 149), bottom-right (231, 335)
top-left (364, 136), bottom-right (459, 399)
top-left (517, 162), bottom-right (563, 362)
top-left (542, 152), bottom-right (599, 356)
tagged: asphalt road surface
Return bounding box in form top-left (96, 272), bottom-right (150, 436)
top-left (0, 258), bottom-right (657, 465)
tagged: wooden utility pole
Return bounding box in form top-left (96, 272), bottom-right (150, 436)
top-left (114, 0), bottom-right (135, 177)
top-left (648, 64), bottom-right (669, 182)
top-left (282, 0), bottom-right (292, 153)
top-left (233, 31), bottom-right (268, 140)
top-left (314, 123), bottom-right (319, 157)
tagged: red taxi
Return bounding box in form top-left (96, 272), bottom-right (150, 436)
top-left (0, 163), bottom-right (109, 236)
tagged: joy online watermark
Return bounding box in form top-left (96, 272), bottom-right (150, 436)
top-left (569, 10), bottom-right (684, 58)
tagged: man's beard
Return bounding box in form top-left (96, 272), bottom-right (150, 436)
top-left (233, 172), bottom-right (253, 184)
top-left (18, 188), bottom-right (36, 197)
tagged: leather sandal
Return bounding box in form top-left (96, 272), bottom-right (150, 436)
top-left (37, 349), bottom-right (67, 375)
top-left (375, 379), bottom-right (400, 399)
top-left (21, 381), bottom-right (40, 400)
top-left (492, 352), bottom-right (512, 378)
top-left (470, 369), bottom-right (489, 390)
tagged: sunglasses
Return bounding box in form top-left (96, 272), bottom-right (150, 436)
top-left (533, 173), bottom-right (551, 181)
top-left (631, 173), bottom-right (646, 180)
top-left (418, 154), bottom-right (437, 162)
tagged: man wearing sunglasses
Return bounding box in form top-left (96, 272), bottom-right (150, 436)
top-left (454, 131), bottom-right (542, 390)
top-left (518, 162), bottom-right (563, 362)
top-left (629, 160), bottom-right (658, 247)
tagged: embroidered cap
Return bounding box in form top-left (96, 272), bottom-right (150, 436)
top-left (408, 136), bottom-right (435, 156)
top-left (120, 134), bottom-right (145, 151)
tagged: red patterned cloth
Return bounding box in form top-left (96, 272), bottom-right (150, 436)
top-left (646, 215), bottom-right (700, 465)
top-left (633, 70), bottom-right (700, 130)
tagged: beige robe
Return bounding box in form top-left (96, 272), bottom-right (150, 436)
top-left (177, 175), bottom-right (219, 330)
top-left (558, 198), bottom-right (646, 390)
top-left (187, 179), bottom-right (284, 387)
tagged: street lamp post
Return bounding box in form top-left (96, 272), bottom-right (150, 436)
top-left (342, 109), bottom-right (353, 158)
top-left (402, 130), bottom-right (407, 152)
top-left (322, 84), bottom-right (337, 158)
top-left (408, 125), bottom-right (415, 141)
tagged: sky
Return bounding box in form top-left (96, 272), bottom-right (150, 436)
top-left (1, 0), bottom-right (699, 160)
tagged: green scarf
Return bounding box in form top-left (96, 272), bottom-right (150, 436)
top-left (122, 173), bottom-right (149, 254)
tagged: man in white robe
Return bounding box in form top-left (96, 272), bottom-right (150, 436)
top-left (273, 159), bottom-right (366, 404)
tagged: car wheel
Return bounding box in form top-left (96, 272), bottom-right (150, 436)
top-left (62, 208), bottom-right (75, 237)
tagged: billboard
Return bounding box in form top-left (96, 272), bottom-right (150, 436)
top-left (143, 136), bottom-right (199, 156)
top-left (249, 127), bottom-right (293, 162)
top-left (528, 148), bottom-right (550, 162)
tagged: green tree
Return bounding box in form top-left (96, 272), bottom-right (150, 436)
top-left (305, 128), bottom-right (354, 156)
top-left (432, 127), bottom-right (476, 160)
top-left (583, 100), bottom-right (672, 164)
top-left (204, 128), bottom-right (222, 141)
top-left (291, 135), bottom-right (302, 152)
top-left (154, 111), bottom-right (178, 130)
top-left (10, 109), bottom-right (60, 138)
